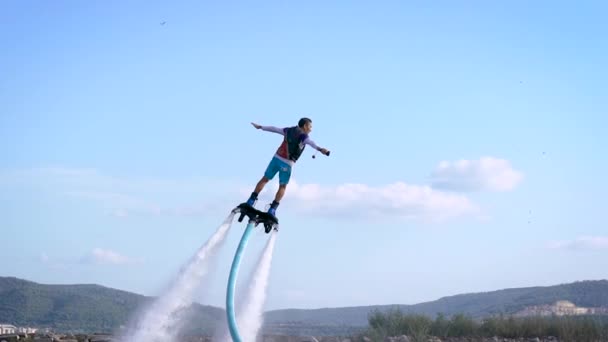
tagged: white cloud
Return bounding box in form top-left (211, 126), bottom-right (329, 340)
top-left (3, 163), bottom-right (506, 224)
top-left (81, 248), bottom-right (142, 265)
top-left (1, 166), bottom-right (240, 218)
top-left (430, 157), bottom-right (523, 192)
top-left (40, 253), bottom-right (50, 264)
top-left (112, 208), bottom-right (129, 218)
top-left (256, 180), bottom-right (480, 223)
top-left (38, 249), bottom-right (141, 268)
top-left (37, 253), bottom-right (71, 270)
top-left (547, 236), bottom-right (608, 250)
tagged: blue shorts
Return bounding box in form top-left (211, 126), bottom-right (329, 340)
top-left (264, 156), bottom-right (292, 185)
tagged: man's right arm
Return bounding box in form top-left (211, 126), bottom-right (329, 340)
top-left (260, 126), bottom-right (286, 135)
top-left (251, 122), bottom-right (285, 135)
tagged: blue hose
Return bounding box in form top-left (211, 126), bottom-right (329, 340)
top-left (226, 221), bottom-right (255, 342)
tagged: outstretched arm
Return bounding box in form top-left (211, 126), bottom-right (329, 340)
top-left (251, 122), bottom-right (285, 135)
top-left (304, 137), bottom-right (330, 156)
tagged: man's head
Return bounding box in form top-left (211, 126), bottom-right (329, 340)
top-left (298, 117), bottom-right (312, 134)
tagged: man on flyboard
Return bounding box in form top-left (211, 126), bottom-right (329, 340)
top-left (233, 117), bottom-right (330, 233)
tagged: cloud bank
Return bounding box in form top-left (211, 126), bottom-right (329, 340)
top-left (38, 248), bottom-right (141, 268)
top-left (266, 181), bottom-right (480, 222)
top-left (430, 157), bottom-right (523, 192)
top-left (80, 248), bottom-right (142, 265)
top-left (547, 236), bottom-right (608, 250)
top-left (3, 156), bottom-right (522, 223)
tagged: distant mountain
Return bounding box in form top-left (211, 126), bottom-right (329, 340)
top-left (0, 277), bottom-right (223, 334)
top-left (1, 276), bottom-right (607, 336)
top-left (263, 279), bottom-right (608, 334)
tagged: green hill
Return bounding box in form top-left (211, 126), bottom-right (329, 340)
top-left (263, 279), bottom-right (608, 333)
top-left (1, 276), bottom-right (607, 336)
top-left (0, 277), bottom-right (223, 334)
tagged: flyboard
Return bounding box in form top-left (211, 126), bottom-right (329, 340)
top-left (225, 202), bottom-right (278, 342)
top-left (233, 202), bottom-right (279, 234)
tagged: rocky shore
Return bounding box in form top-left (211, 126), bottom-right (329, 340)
top-left (0, 333), bottom-right (571, 342)
top-left (261, 336), bottom-right (562, 342)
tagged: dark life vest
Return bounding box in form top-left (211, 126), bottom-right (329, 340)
top-left (284, 126), bottom-right (307, 162)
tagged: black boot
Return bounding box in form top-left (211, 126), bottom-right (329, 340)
top-left (267, 200), bottom-right (279, 217)
top-left (246, 192), bottom-right (258, 206)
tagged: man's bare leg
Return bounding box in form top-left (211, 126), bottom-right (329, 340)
top-left (247, 176), bottom-right (269, 206)
top-left (254, 176), bottom-right (269, 194)
top-left (274, 184), bottom-right (287, 203)
top-left (268, 184), bottom-right (286, 215)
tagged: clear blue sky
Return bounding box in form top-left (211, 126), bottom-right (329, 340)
top-left (1, 0), bottom-right (607, 311)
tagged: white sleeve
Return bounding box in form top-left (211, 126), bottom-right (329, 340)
top-left (260, 126), bottom-right (285, 135)
top-left (303, 137), bottom-right (321, 150)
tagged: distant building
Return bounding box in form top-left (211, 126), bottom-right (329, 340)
top-left (0, 324), bottom-right (17, 334)
top-left (515, 300), bottom-right (608, 317)
top-left (17, 327), bottom-right (38, 334)
top-left (0, 324), bottom-right (38, 335)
